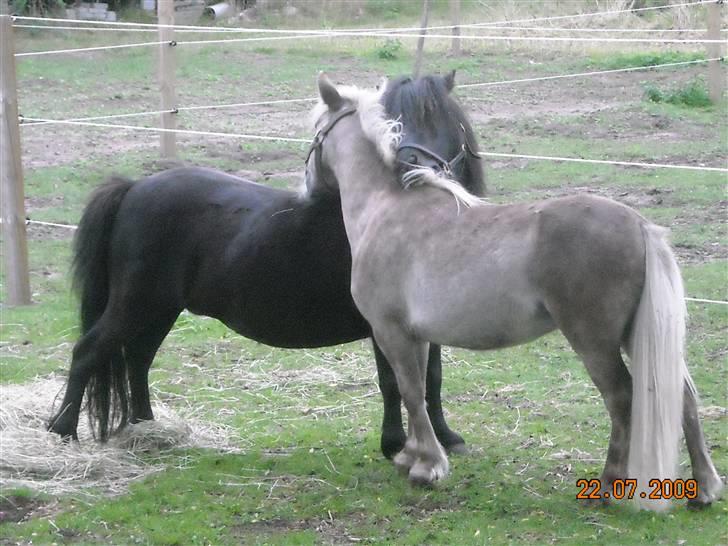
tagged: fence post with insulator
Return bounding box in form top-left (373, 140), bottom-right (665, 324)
top-left (158, 0), bottom-right (177, 158)
top-left (451, 0), bottom-right (461, 56)
top-left (706, 1), bottom-right (725, 104)
top-left (0, 3), bottom-right (31, 305)
top-left (413, 0), bottom-right (430, 78)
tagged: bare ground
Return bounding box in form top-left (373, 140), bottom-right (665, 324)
top-left (15, 53), bottom-right (726, 269)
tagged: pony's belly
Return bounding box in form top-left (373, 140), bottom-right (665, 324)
top-left (410, 290), bottom-right (556, 351)
top-left (188, 292), bottom-right (370, 349)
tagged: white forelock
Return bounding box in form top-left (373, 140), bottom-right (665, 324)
top-left (310, 79), bottom-right (401, 167)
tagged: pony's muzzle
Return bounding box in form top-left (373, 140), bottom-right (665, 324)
top-left (395, 149), bottom-right (443, 175)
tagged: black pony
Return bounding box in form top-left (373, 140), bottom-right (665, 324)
top-left (384, 72), bottom-right (484, 195)
top-left (48, 72), bottom-right (485, 459)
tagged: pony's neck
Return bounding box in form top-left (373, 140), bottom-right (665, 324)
top-left (330, 134), bottom-right (397, 251)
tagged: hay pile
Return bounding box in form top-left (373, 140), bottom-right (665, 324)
top-left (0, 376), bottom-right (242, 497)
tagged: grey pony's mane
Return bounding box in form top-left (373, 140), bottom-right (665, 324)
top-left (309, 80), bottom-right (485, 210)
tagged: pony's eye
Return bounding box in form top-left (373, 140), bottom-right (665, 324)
top-left (409, 154), bottom-right (418, 164)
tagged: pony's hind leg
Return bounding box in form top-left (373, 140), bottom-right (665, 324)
top-left (425, 344), bottom-right (466, 453)
top-left (373, 341), bottom-right (406, 459)
top-left (372, 326), bottom-right (448, 486)
top-left (125, 313), bottom-right (179, 424)
top-left (48, 318), bottom-right (123, 440)
top-left (682, 383), bottom-right (724, 508)
top-left (574, 347), bottom-right (633, 504)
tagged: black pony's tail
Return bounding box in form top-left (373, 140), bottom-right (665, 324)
top-left (72, 176), bottom-right (134, 441)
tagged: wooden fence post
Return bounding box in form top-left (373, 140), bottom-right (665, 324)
top-left (0, 11), bottom-right (32, 306)
top-left (158, 0), bottom-right (177, 159)
top-left (450, 0), bottom-right (461, 56)
top-left (706, 1), bottom-right (725, 104)
top-left (413, 0), bottom-right (430, 78)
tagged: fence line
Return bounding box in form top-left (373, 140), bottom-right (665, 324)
top-left (21, 109), bottom-right (176, 125)
top-left (24, 215), bottom-right (724, 309)
top-left (14, 22), bottom-right (724, 35)
top-left (19, 57), bottom-right (722, 128)
top-left (458, 58), bottom-right (723, 88)
top-left (684, 297), bottom-right (728, 305)
top-left (11, 0), bottom-right (714, 36)
top-left (17, 32), bottom-right (725, 57)
top-left (16, 224), bottom-right (727, 306)
top-left (12, 23), bottom-right (275, 34)
top-left (20, 116), bottom-right (727, 174)
top-left (177, 97), bottom-right (318, 113)
top-left (20, 117), bottom-right (311, 143)
top-left (444, 26), bottom-right (724, 33)
top-left (477, 152), bottom-right (727, 173)
top-left (25, 219), bottom-right (77, 230)
top-left (21, 98), bottom-right (318, 127)
top-left (174, 32), bottom-right (726, 46)
top-left (15, 40), bottom-right (169, 57)
top-left (469, 0), bottom-right (715, 29)
top-left (5, 1), bottom-right (725, 307)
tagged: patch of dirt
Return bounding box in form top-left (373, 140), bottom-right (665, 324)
top-left (462, 65), bottom-right (712, 125)
top-left (232, 512), bottom-right (376, 544)
top-left (18, 53), bottom-right (725, 257)
top-left (453, 383), bottom-right (540, 410)
top-left (0, 496), bottom-right (53, 525)
top-left (516, 106), bottom-right (715, 144)
top-left (207, 147), bottom-right (295, 166)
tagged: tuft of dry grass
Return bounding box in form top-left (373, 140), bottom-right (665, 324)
top-left (0, 376), bottom-right (243, 498)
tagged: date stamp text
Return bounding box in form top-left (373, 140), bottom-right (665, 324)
top-left (576, 478), bottom-right (698, 500)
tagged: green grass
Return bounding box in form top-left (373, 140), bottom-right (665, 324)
top-left (2, 17), bottom-right (726, 546)
top-left (644, 78), bottom-right (713, 108)
top-left (587, 51), bottom-right (706, 70)
top-left (4, 447), bottom-right (724, 545)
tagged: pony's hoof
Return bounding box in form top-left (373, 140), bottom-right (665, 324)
top-left (687, 499), bottom-right (713, 511)
top-left (381, 432), bottom-right (407, 460)
top-left (437, 430), bottom-right (466, 454)
top-left (393, 450), bottom-right (415, 474)
top-left (580, 496), bottom-right (610, 509)
top-left (408, 459), bottom-right (448, 486)
top-left (47, 421), bottom-right (78, 442)
top-left (687, 477), bottom-right (724, 509)
top-left (446, 441), bottom-right (468, 455)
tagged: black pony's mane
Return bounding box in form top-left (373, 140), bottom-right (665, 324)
top-left (382, 74), bottom-right (486, 196)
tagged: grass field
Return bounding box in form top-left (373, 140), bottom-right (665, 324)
top-left (1, 6), bottom-right (726, 545)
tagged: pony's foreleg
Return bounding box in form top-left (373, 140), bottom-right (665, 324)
top-left (372, 326), bottom-right (448, 485)
top-left (374, 341), bottom-right (465, 459)
top-left (682, 383), bottom-right (724, 507)
top-left (373, 340), bottom-right (406, 459)
top-left (425, 344), bottom-right (466, 453)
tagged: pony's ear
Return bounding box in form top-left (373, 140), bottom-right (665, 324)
top-left (444, 69), bottom-right (456, 92)
top-left (318, 72), bottom-right (343, 111)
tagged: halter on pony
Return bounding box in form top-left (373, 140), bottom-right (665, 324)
top-left (396, 123), bottom-right (481, 178)
top-left (305, 104), bottom-right (359, 183)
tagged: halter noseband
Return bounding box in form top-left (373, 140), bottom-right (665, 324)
top-left (305, 105), bottom-right (358, 183)
top-left (396, 122), bottom-right (480, 177)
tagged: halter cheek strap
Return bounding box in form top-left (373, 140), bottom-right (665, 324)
top-left (305, 106), bottom-right (359, 181)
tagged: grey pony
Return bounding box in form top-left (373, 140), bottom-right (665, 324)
top-left (306, 73), bottom-right (723, 511)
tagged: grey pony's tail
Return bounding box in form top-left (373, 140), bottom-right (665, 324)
top-left (625, 223), bottom-right (694, 511)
